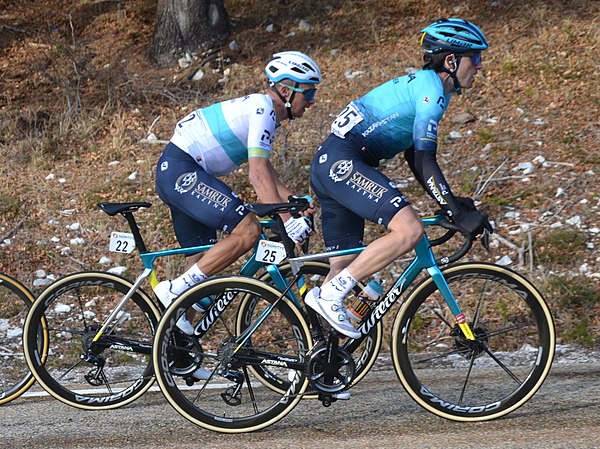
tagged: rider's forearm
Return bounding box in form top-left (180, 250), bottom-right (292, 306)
top-left (409, 149), bottom-right (462, 216)
top-left (248, 158), bottom-right (293, 222)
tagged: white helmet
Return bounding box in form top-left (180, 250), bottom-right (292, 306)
top-left (265, 51), bottom-right (322, 85)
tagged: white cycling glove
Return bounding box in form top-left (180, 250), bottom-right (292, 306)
top-left (284, 216), bottom-right (312, 243)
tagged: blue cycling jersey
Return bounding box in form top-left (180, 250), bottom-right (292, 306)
top-left (331, 69), bottom-right (452, 160)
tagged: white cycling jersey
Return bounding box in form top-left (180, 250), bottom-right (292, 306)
top-left (170, 94), bottom-right (278, 177)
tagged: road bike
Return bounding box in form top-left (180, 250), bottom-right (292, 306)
top-left (151, 213), bottom-right (555, 433)
top-left (0, 272), bottom-right (47, 404)
top-left (22, 199), bottom-right (380, 410)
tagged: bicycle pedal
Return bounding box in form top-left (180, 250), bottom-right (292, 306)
top-left (319, 394), bottom-right (332, 407)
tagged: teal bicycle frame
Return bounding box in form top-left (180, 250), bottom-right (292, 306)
top-left (135, 220), bottom-right (308, 305)
top-left (287, 214), bottom-right (475, 348)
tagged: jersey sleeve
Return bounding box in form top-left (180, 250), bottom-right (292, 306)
top-left (247, 97), bottom-right (277, 159)
top-left (413, 94), bottom-right (448, 152)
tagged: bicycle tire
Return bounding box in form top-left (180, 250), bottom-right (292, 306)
top-left (23, 271), bottom-right (160, 410)
top-left (153, 276), bottom-right (312, 433)
top-left (239, 261), bottom-right (383, 395)
top-left (0, 273), bottom-right (48, 404)
top-left (391, 262), bottom-right (555, 421)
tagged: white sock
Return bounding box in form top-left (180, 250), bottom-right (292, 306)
top-left (321, 268), bottom-right (358, 302)
top-left (170, 264), bottom-right (208, 295)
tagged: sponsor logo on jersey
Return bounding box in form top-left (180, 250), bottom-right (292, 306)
top-left (256, 108), bottom-right (264, 114)
top-left (191, 182), bottom-right (233, 210)
top-left (329, 159), bottom-right (353, 182)
top-left (161, 161), bottom-right (169, 171)
top-left (437, 96), bottom-right (445, 109)
top-left (360, 112), bottom-right (400, 138)
top-left (426, 119), bottom-right (439, 141)
top-left (423, 96), bottom-right (430, 104)
top-left (175, 171), bottom-right (198, 193)
top-left (260, 129), bottom-right (274, 147)
top-left (347, 171), bottom-right (388, 201)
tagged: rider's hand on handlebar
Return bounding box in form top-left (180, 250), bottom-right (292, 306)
top-left (452, 208), bottom-right (493, 239)
top-left (455, 196), bottom-right (477, 211)
top-left (287, 194), bottom-right (315, 217)
top-left (284, 216), bottom-right (312, 243)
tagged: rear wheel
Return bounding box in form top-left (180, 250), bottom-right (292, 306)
top-left (153, 276), bottom-right (312, 433)
top-left (23, 271), bottom-right (160, 409)
top-left (391, 263), bottom-right (555, 421)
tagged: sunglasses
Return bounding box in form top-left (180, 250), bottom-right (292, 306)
top-left (279, 82), bottom-right (317, 102)
top-left (467, 52), bottom-right (482, 65)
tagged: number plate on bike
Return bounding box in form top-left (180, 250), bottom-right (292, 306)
top-left (255, 240), bottom-right (286, 264)
top-left (109, 232), bottom-right (135, 253)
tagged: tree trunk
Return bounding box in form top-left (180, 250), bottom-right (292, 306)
top-left (148, 0), bottom-right (230, 67)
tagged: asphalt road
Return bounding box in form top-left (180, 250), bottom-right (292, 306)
top-left (2, 358), bottom-right (599, 449)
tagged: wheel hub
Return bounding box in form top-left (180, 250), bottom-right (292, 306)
top-left (452, 323), bottom-right (489, 360)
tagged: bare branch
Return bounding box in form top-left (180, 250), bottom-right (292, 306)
top-left (475, 158), bottom-right (509, 197)
top-left (0, 218), bottom-right (25, 241)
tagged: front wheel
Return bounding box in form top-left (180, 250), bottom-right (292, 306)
top-left (23, 271), bottom-right (160, 410)
top-left (153, 276), bottom-right (312, 433)
top-left (391, 262), bottom-right (555, 421)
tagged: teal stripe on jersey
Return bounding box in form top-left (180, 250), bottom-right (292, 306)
top-left (202, 103), bottom-right (247, 166)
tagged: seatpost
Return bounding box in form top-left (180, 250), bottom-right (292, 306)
top-left (121, 212), bottom-right (148, 254)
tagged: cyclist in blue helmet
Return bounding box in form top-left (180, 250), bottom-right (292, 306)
top-left (306, 19), bottom-right (492, 340)
top-left (420, 18), bottom-right (489, 94)
top-left (154, 51), bottom-right (321, 371)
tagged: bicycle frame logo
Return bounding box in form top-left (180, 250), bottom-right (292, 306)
top-left (358, 279), bottom-right (406, 335)
top-left (194, 290), bottom-right (238, 337)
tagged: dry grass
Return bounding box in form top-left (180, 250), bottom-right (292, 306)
top-left (0, 0), bottom-right (598, 344)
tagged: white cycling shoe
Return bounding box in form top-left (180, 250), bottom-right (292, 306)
top-left (155, 281), bottom-right (195, 335)
top-left (332, 390), bottom-right (351, 400)
top-left (191, 367), bottom-right (211, 381)
top-left (305, 287), bottom-right (361, 340)
top-left (287, 370), bottom-right (351, 400)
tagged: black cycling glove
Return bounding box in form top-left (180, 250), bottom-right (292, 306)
top-left (454, 196), bottom-right (477, 211)
top-left (452, 207), bottom-right (493, 238)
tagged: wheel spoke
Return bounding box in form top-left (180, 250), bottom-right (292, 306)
top-left (23, 272), bottom-right (158, 410)
top-left (394, 263), bottom-right (554, 421)
top-left (153, 278), bottom-right (311, 432)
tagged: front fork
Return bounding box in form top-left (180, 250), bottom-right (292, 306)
top-left (427, 265), bottom-right (475, 340)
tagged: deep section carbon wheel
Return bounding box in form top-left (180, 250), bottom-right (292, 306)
top-left (153, 276), bottom-right (312, 433)
top-left (392, 262), bottom-right (555, 421)
top-left (23, 271), bottom-right (159, 410)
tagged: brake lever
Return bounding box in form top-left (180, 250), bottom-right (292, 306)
top-left (300, 213), bottom-right (315, 254)
top-left (480, 229), bottom-right (490, 251)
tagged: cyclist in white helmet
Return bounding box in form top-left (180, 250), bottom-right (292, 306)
top-left (155, 51), bottom-right (322, 380)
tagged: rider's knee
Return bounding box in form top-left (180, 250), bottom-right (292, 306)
top-left (388, 209), bottom-right (424, 248)
top-left (406, 222), bottom-right (424, 247)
